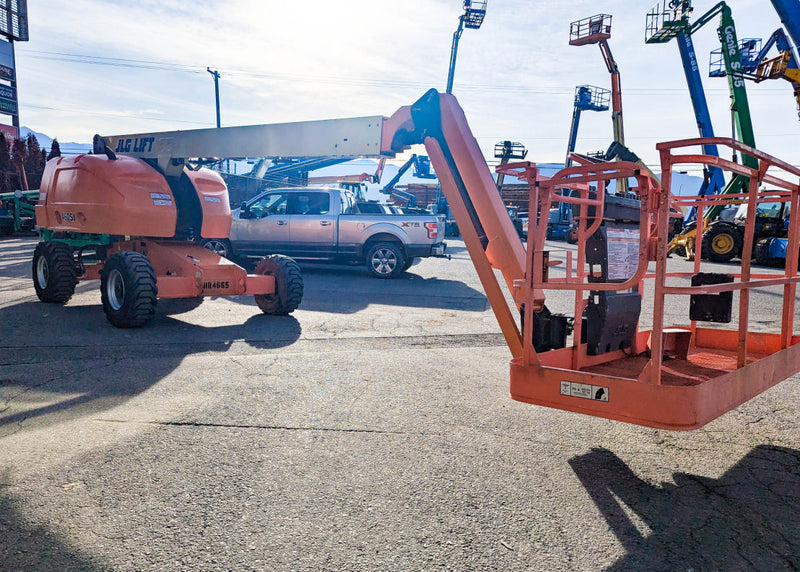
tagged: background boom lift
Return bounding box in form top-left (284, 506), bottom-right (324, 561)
top-left (379, 154), bottom-right (436, 207)
top-left (645, 0), bottom-right (727, 206)
top-left (548, 85), bottom-right (610, 243)
top-left (648, 1), bottom-right (760, 262)
top-left (569, 14), bottom-right (629, 193)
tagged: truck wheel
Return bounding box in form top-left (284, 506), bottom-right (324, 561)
top-left (100, 251), bottom-right (157, 328)
top-left (200, 238), bottom-right (233, 259)
top-left (701, 224), bottom-right (741, 263)
top-left (366, 241), bottom-right (405, 278)
top-left (254, 254), bottom-right (303, 315)
top-left (32, 241), bottom-right (77, 303)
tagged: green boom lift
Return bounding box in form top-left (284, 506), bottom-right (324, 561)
top-left (648, 1), bottom-right (758, 262)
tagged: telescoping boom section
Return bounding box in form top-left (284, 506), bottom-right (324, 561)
top-left (380, 90), bottom-right (800, 430)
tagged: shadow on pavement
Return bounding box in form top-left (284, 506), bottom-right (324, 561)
top-left (0, 300), bottom-right (301, 435)
top-left (295, 265), bottom-right (488, 313)
top-left (0, 477), bottom-right (99, 571)
top-left (569, 446), bottom-right (800, 571)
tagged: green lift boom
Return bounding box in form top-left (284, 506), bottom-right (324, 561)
top-left (648, 1), bottom-right (759, 261)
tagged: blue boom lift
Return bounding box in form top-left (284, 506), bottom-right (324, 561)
top-left (547, 86), bottom-right (610, 242)
top-left (645, 1), bottom-right (727, 212)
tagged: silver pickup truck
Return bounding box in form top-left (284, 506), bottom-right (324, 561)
top-left (202, 187), bottom-right (447, 278)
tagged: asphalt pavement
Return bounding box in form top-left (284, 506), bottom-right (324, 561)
top-left (1, 236), bottom-right (799, 571)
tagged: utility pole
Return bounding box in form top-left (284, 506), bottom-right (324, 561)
top-left (207, 67), bottom-right (221, 128)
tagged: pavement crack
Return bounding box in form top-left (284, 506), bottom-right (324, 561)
top-left (95, 418), bottom-right (422, 436)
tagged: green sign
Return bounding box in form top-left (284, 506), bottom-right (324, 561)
top-left (0, 98), bottom-right (17, 115)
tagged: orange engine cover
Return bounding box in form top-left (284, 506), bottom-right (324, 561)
top-left (36, 155), bottom-right (232, 239)
top-left (184, 167), bottom-right (232, 239)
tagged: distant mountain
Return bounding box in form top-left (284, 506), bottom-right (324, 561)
top-left (20, 126), bottom-right (91, 154)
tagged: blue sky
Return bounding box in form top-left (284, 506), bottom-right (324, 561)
top-left (14, 0), bottom-right (800, 174)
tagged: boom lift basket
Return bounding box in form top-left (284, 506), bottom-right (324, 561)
top-left (574, 85), bottom-right (611, 112)
top-left (645, 0), bottom-right (692, 44)
top-left (709, 38), bottom-right (762, 77)
top-left (462, 0), bottom-right (487, 29)
top-left (569, 14), bottom-right (612, 46)
top-left (505, 138), bottom-right (800, 430)
top-left (382, 91), bottom-right (800, 430)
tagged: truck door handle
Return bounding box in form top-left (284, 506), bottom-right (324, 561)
top-left (277, 220), bottom-right (287, 226)
top-left (320, 220), bottom-right (332, 226)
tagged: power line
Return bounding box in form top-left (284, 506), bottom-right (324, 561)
top-left (21, 49), bottom-right (791, 94)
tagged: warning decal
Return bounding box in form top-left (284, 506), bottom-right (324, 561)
top-left (560, 381), bottom-right (609, 402)
top-left (606, 227), bottom-right (639, 281)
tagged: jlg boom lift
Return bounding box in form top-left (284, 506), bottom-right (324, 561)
top-left (569, 14), bottom-right (629, 193)
top-left (33, 117), bottom-right (388, 327)
top-left (34, 89), bottom-right (800, 430)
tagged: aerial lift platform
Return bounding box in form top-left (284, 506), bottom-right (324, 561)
top-left (380, 90), bottom-right (800, 430)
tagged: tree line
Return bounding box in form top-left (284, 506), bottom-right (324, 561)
top-left (0, 134), bottom-right (61, 193)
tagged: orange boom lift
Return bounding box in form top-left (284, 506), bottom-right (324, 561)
top-left (33, 117), bottom-right (387, 327)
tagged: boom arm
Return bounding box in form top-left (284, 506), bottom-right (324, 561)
top-left (676, 33), bottom-right (726, 196)
top-left (99, 116), bottom-right (388, 177)
top-left (598, 40), bottom-right (625, 147)
top-left (382, 90), bottom-right (527, 357)
top-left (771, 0), bottom-right (800, 47)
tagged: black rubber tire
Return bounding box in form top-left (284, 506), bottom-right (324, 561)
top-left (366, 241), bottom-right (405, 279)
top-left (100, 251), bottom-right (158, 328)
top-left (566, 228), bottom-right (579, 244)
top-left (701, 224), bottom-right (742, 263)
top-left (754, 238), bottom-right (778, 267)
top-left (32, 241), bottom-right (77, 303)
top-left (401, 257), bottom-right (417, 272)
top-left (200, 238), bottom-right (234, 259)
top-left (253, 254), bottom-right (303, 315)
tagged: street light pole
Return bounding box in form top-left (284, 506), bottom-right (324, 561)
top-left (207, 67), bottom-right (221, 128)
